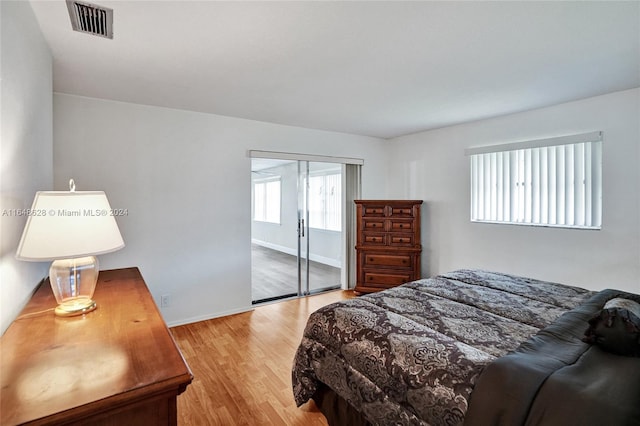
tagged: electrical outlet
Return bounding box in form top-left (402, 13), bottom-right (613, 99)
top-left (161, 294), bottom-right (170, 308)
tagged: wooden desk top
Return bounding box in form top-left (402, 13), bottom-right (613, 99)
top-left (0, 267), bottom-right (193, 425)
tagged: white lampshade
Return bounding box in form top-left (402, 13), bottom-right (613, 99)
top-left (16, 191), bottom-right (124, 261)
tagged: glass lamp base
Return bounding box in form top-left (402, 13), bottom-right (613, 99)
top-left (49, 256), bottom-right (100, 317)
top-left (54, 298), bottom-right (97, 317)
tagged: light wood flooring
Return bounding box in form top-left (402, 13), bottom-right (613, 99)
top-left (171, 289), bottom-right (355, 425)
top-left (251, 244), bottom-right (341, 303)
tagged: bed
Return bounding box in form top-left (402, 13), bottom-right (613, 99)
top-left (292, 269), bottom-right (640, 425)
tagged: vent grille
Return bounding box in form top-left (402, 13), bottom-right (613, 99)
top-left (66, 1), bottom-right (113, 39)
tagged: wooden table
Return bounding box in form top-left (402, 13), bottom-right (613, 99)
top-left (0, 267), bottom-right (193, 425)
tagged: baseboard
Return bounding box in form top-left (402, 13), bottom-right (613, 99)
top-left (166, 305), bottom-right (254, 328)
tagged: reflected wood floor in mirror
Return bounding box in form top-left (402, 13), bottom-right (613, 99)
top-left (171, 289), bottom-right (355, 425)
top-left (251, 244), bottom-right (341, 302)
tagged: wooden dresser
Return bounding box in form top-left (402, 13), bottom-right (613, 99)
top-left (0, 267), bottom-right (193, 425)
top-left (355, 200), bottom-right (423, 293)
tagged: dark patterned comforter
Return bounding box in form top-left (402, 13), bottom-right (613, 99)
top-left (292, 269), bottom-right (594, 426)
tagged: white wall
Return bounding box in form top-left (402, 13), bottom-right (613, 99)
top-left (53, 94), bottom-right (388, 326)
top-left (386, 88), bottom-right (640, 293)
top-left (0, 1), bottom-right (53, 334)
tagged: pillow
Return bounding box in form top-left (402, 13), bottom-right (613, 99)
top-left (583, 297), bottom-right (640, 357)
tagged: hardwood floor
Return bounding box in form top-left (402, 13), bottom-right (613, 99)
top-left (171, 289), bottom-right (356, 425)
top-left (251, 244), bottom-right (341, 302)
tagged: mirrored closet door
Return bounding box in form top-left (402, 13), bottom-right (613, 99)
top-left (250, 152), bottom-right (359, 304)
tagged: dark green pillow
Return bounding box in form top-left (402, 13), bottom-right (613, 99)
top-left (583, 297), bottom-right (640, 357)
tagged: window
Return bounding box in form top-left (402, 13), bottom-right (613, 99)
top-left (467, 131), bottom-right (602, 229)
top-left (253, 178), bottom-right (281, 224)
top-left (308, 172), bottom-right (342, 231)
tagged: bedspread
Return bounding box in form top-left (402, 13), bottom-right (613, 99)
top-left (464, 288), bottom-right (640, 425)
top-left (292, 269), bottom-right (594, 426)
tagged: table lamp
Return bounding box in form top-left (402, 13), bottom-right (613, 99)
top-left (16, 179), bottom-right (125, 316)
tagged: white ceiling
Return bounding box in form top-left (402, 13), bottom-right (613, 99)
top-left (28, 1), bottom-right (640, 139)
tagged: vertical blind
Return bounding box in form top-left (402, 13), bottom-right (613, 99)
top-left (467, 132), bottom-right (602, 229)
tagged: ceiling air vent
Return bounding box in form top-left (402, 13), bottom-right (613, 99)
top-left (66, 1), bottom-right (113, 39)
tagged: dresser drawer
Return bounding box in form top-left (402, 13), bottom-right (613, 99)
top-left (362, 206), bottom-right (386, 217)
top-left (364, 254), bottom-right (412, 268)
top-left (389, 234), bottom-right (415, 246)
top-left (362, 233), bottom-right (386, 245)
top-left (389, 207), bottom-right (415, 217)
top-left (390, 220), bottom-right (413, 232)
top-left (363, 272), bottom-right (413, 287)
top-left (363, 219), bottom-right (385, 230)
